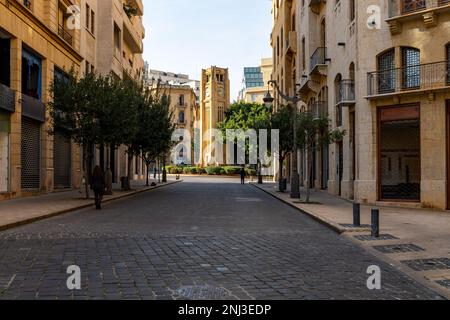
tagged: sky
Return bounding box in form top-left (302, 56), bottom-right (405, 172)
top-left (142, 0), bottom-right (273, 101)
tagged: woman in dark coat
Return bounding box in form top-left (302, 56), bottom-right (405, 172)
top-left (240, 167), bottom-right (246, 185)
top-left (91, 166), bottom-right (106, 210)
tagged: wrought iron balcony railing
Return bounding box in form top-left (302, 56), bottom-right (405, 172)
top-left (388, 0), bottom-right (450, 18)
top-left (336, 80), bottom-right (355, 105)
top-left (58, 25), bottom-right (73, 46)
top-left (0, 83), bottom-right (15, 113)
top-left (310, 47), bottom-right (327, 74)
top-left (367, 60), bottom-right (450, 97)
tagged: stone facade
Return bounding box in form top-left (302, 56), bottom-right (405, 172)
top-left (271, 0), bottom-right (450, 210)
top-left (199, 66), bottom-right (230, 166)
top-left (0, 0), bottom-right (145, 199)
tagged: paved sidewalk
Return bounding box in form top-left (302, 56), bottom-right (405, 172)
top-left (252, 182), bottom-right (450, 299)
top-left (0, 179), bottom-right (181, 231)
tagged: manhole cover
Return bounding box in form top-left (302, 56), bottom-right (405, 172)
top-left (354, 234), bottom-right (399, 241)
top-left (373, 244), bottom-right (425, 254)
top-left (176, 285), bottom-right (230, 300)
top-left (401, 258), bottom-right (450, 271)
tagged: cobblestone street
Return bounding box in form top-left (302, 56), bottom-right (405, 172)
top-left (0, 178), bottom-right (443, 300)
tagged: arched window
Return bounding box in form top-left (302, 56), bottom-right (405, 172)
top-left (334, 74), bottom-right (342, 127)
top-left (378, 49), bottom-right (396, 93)
top-left (402, 47), bottom-right (420, 89)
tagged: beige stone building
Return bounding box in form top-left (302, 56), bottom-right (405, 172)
top-left (0, 0), bottom-right (83, 199)
top-left (0, 0), bottom-right (145, 200)
top-left (92, 0), bottom-right (146, 183)
top-left (157, 83), bottom-right (198, 165)
top-left (199, 66), bottom-right (231, 166)
top-left (271, 0), bottom-right (450, 210)
top-left (239, 58), bottom-right (273, 104)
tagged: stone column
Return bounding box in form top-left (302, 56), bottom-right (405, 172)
top-left (41, 59), bottom-right (54, 192)
top-left (9, 38), bottom-right (22, 196)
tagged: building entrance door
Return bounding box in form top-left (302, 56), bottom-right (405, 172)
top-left (378, 105), bottom-right (420, 201)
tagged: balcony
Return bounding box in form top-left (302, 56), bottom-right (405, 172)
top-left (387, 0), bottom-right (450, 33)
top-left (0, 84), bottom-right (15, 113)
top-left (58, 25), bottom-right (73, 46)
top-left (367, 61), bottom-right (450, 98)
top-left (298, 77), bottom-right (320, 99)
top-left (285, 31), bottom-right (297, 56)
top-left (336, 80), bottom-right (355, 105)
top-left (21, 94), bottom-right (45, 122)
top-left (310, 47), bottom-right (328, 76)
top-left (311, 101), bottom-right (328, 119)
top-left (123, 13), bottom-right (143, 54)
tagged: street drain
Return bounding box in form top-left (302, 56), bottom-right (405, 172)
top-left (373, 244), bottom-right (425, 254)
top-left (401, 258), bottom-right (450, 271)
top-left (354, 234), bottom-right (399, 241)
top-left (176, 285), bottom-right (230, 300)
top-left (436, 280), bottom-right (450, 289)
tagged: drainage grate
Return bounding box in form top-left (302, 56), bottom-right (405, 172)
top-left (373, 244), bottom-right (425, 254)
top-left (436, 280), bottom-right (450, 289)
top-left (340, 224), bottom-right (371, 229)
top-left (0, 274), bottom-right (16, 293)
top-left (401, 258), bottom-right (450, 271)
top-left (176, 285), bottom-right (230, 300)
top-left (354, 234), bottom-right (399, 241)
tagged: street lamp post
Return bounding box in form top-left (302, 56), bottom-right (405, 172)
top-left (263, 80), bottom-right (301, 199)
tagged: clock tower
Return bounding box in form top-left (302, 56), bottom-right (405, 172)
top-left (199, 66), bottom-right (230, 166)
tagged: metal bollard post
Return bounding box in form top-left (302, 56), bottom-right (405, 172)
top-left (371, 209), bottom-right (380, 238)
top-left (353, 203), bottom-right (361, 226)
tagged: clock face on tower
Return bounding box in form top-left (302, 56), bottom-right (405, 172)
top-left (205, 86), bottom-right (211, 97)
top-left (218, 87), bottom-right (224, 98)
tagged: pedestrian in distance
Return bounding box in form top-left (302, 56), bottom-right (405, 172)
top-left (91, 165), bottom-right (106, 210)
top-left (240, 167), bottom-right (246, 185)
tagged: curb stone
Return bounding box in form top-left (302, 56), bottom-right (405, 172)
top-left (0, 180), bottom-right (182, 232)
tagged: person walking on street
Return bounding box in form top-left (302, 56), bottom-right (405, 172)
top-left (240, 167), bottom-right (246, 185)
top-left (91, 166), bottom-right (106, 210)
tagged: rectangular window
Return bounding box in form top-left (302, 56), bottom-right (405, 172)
top-left (91, 10), bottom-right (95, 34)
top-left (86, 4), bottom-right (90, 30)
top-left (402, 47), bottom-right (420, 89)
top-left (22, 49), bottom-right (42, 100)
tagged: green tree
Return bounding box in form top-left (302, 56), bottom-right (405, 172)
top-left (218, 102), bottom-right (271, 175)
top-left (270, 105), bottom-right (294, 190)
top-left (139, 91), bottom-right (175, 185)
top-left (49, 70), bottom-right (142, 196)
top-left (297, 111), bottom-right (346, 202)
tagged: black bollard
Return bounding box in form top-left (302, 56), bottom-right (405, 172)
top-left (371, 209), bottom-right (380, 238)
top-left (353, 203), bottom-right (361, 226)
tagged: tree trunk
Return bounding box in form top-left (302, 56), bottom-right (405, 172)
top-left (278, 153), bottom-right (284, 192)
top-left (146, 163), bottom-right (149, 186)
top-left (126, 152), bottom-right (133, 191)
top-left (83, 143), bottom-right (90, 199)
top-left (306, 147), bottom-right (312, 203)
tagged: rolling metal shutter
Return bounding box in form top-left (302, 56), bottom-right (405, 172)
top-left (53, 131), bottom-right (72, 188)
top-left (21, 117), bottom-right (41, 190)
